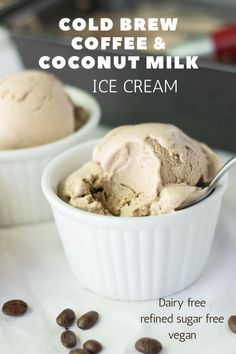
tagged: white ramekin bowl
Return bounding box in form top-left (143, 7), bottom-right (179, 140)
top-left (0, 86), bottom-right (100, 227)
top-left (42, 140), bottom-right (227, 301)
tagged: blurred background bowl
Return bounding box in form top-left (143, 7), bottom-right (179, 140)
top-left (0, 85), bottom-right (101, 227)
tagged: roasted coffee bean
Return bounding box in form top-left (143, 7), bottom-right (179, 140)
top-left (228, 315), bottom-right (236, 333)
top-left (61, 330), bottom-right (77, 348)
top-left (2, 300), bottom-right (28, 316)
top-left (135, 337), bottom-right (162, 354)
top-left (83, 339), bottom-right (102, 353)
top-left (56, 308), bottom-right (75, 329)
top-left (69, 350), bottom-right (89, 354)
top-left (77, 311), bottom-right (99, 330)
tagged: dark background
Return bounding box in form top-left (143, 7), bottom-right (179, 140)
top-left (1, 0), bottom-right (236, 151)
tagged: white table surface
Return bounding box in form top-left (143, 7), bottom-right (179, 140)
top-left (1, 28), bottom-right (236, 354)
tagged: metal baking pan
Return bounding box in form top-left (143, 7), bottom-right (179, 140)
top-left (1, 0), bottom-right (236, 151)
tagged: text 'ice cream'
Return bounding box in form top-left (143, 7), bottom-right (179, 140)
top-left (59, 123), bottom-right (220, 216)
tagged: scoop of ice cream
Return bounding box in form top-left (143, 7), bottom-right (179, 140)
top-left (0, 70), bottom-right (75, 149)
top-left (93, 123), bottom-right (220, 198)
top-left (59, 123), bottom-right (221, 217)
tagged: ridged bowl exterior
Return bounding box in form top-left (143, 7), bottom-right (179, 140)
top-left (42, 140), bottom-right (227, 301)
top-left (0, 87), bottom-right (100, 227)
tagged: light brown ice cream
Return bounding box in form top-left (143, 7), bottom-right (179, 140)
top-left (59, 161), bottom-right (111, 215)
top-left (59, 123), bottom-right (221, 217)
top-left (0, 70), bottom-right (76, 149)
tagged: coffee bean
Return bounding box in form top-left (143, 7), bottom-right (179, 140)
top-left (56, 308), bottom-right (75, 329)
top-left (228, 315), bottom-right (236, 333)
top-left (61, 330), bottom-right (77, 348)
top-left (135, 337), bottom-right (162, 354)
top-left (2, 300), bottom-right (28, 316)
top-left (77, 311), bottom-right (99, 330)
top-left (69, 350), bottom-right (89, 354)
top-left (83, 339), bottom-right (102, 353)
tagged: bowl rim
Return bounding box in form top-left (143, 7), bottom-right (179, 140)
top-left (0, 85), bottom-right (101, 161)
top-left (42, 138), bottom-right (228, 227)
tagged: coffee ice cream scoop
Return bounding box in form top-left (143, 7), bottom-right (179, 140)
top-left (59, 123), bottom-right (221, 217)
top-left (0, 70), bottom-right (75, 149)
top-left (93, 123), bottom-right (220, 198)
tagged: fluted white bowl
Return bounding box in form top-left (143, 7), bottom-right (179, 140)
top-left (0, 87), bottom-right (101, 227)
top-left (42, 140), bottom-right (227, 301)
